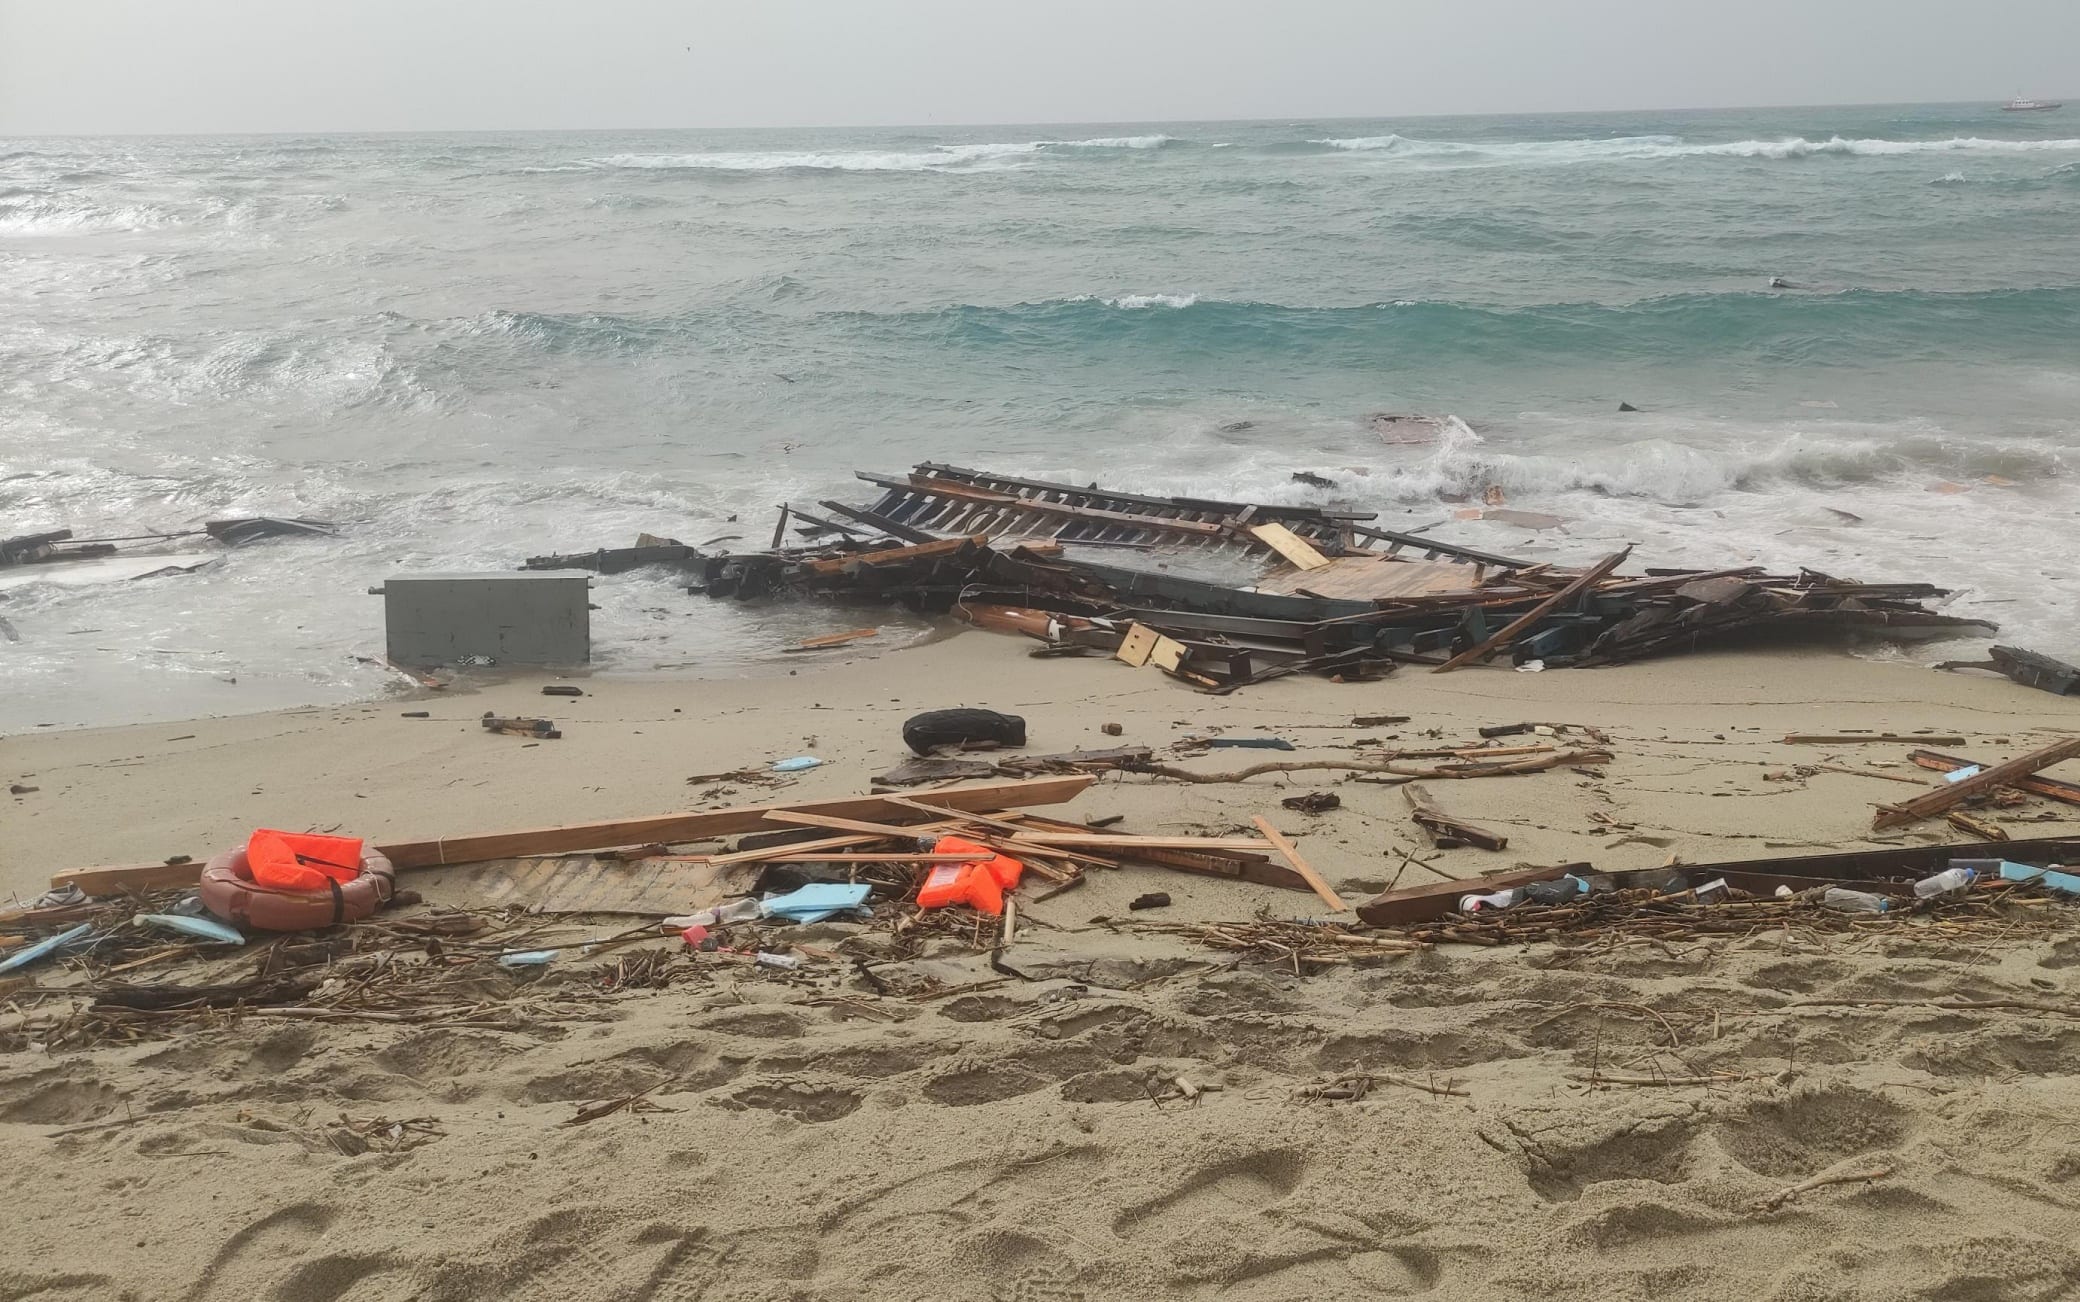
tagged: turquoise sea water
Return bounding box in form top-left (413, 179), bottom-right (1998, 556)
top-left (4, 103), bottom-right (2079, 726)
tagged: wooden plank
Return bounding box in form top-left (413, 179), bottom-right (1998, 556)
top-left (798, 536), bottom-right (983, 577)
top-left (1783, 733), bottom-right (1967, 746)
top-left (1432, 548), bottom-right (1631, 673)
top-left (1908, 749), bottom-right (2080, 808)
top-left (1006, 834), bottom-right (1279, 851)
top-left (860, 473), bottom-right (1227, 539)
top-left (52, 776), bottom-right (1101, 892)
top-left (746, 852), bottom-right (994, 863)
top-left (763, 810), bottom-right (927, 838)
top-left (1250, 816), bottom-right (1348, 912)
top-left (813, 499), bottom-right (938, 545)
top-left (1403, 784), bottom-right (1510, 851)
top-left (1248, 522), bottom-right (1332, 571)
top-left (1115, 623), bottom-right (1160, 668)
top-left (39, 861), bottom-right (205, 896)
top-left (1254, 556), bottom-right (1480, 602)
top-left (1871, 737), bottom-right (2080, 830)
top-left (1355, 864), bottom-right (1578, 927)
top-left (1147, 633), bottom-right (1190, 673)
top-left (707, 832), bottom-right (884, 869)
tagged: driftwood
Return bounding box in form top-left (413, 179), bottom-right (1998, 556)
top-left (1752, 1165), bottom-right (1894, 1212)
top-left (1403, 784), bottom-right (1509, 851)
top-left (1251, 817), bottom-right (1347, 913)
top-left (1433, 547), bottom-right (1630, 673)
top-left (1871, 737), bottom-right (2080, 830)
top-left (1138, 749), bottom-right (1613, 785)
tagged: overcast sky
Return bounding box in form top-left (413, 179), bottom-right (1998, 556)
top-left (3, 0), bottom-right (2075, 135)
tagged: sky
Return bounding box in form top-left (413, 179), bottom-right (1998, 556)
top-left (2, 0), bottom-right (2076, 135)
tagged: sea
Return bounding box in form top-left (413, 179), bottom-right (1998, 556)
top-left (4, 103), bottom-right (2079, 730)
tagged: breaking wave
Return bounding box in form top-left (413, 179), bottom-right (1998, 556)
top-left (0, 193), bottom-right (179, 235)
top-left (1305, 133), bottom-right (2080, 163)
top-left (585, 134), bottom-right (1175, 173)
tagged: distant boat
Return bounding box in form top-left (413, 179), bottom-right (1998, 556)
top-left (2002, 96), bottom-right (2063, 112)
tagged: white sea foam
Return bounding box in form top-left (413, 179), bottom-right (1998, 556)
top-left (1106, 292), bottom-right (1199, 310)
top-left (1310, 133), bottom-right (2080, 163)
top-left (0, 194), bottom-right (178, 235)
top-left (588, 134), bottom-right (1171, 173)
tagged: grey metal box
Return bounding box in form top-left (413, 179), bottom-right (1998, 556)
top-left (379, 571), bottom-right (591, 668)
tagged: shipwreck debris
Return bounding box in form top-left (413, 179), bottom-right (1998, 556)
top-left (522, 461), bottom-right (1992, 694)
top-left (1938, 645), bottom-right (2080, 696)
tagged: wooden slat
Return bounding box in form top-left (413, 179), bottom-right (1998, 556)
top-left (1355, 864), bottom-right (1577, 927)
top-left (1871, 737), bottom-right (2080, 830)
top-left (52, 776), bottom-right (1098, 892)
top-left (1784, 733), bottom-right (1968, 746)
top-left (1248, 522), bottom-right (1333, 570)
top-left (1251, 816), bottom-right (1348, 912)
top-left (798, 536), bottom-right (982, 577)
top-left (1908, 749), bottom-right (2080, 808)
top-left (43, 861), bottom-right (214, 897)
top-left (1006, 834), bottom-right (1278, 851)
top-left (858, 473), bottom-right (1227, 539)
top-left (763, 810), bottom-right (925, 838)
top-left (1432, 548), bottom-right (1631, 673)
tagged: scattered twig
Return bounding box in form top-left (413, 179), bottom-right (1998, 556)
top-left (1752, 1164), bottom-right (1894, 1211)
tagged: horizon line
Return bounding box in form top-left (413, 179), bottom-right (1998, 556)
top-left (0, 96), bottom-right (2059, 142)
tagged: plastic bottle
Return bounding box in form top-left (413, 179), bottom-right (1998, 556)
top-left (1523, 876), bottom-right (1590, 906)
top-left (1820, 887), bottom-right (1890, 914)
top-left (1458, 888), bottom-right (1524, 913)
top-left (1912, 866), bottom-right (1977, 899)
top-left (662, 898), bottom-right (764, 930)
top-left (754, 951), bottom-right (802, 970)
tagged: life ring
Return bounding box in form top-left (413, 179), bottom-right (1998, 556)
top-left (200, 846), bottom-right (397, 932)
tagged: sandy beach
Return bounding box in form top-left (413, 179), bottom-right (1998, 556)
top-left (5, 630), bottom-right (2080, 1300)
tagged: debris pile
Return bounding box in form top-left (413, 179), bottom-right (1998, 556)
top-left (527, 461), bottom-right (1992, 692)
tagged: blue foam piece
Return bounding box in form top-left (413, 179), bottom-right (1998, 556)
top-left (761, 882), bottom-right (872, 923)
top-left (1998, 861), bottom-right (2080, 895)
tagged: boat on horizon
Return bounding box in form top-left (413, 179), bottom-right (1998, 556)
top-left (2002, 96), bottom-right (2063, 112)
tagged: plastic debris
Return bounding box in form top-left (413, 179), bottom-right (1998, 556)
top-left (497, 949), bottom-right (561, 967)
top-left (0, 923), bottom-right (94, 974)
top-left (134, 914), bottom-right (245, 945)
top-left (1820, 888), bottom-right (1890, 914)
top-left (771, 756), bottom-right (823, 773)
top-left (760, 882), bottom-right (872, 924)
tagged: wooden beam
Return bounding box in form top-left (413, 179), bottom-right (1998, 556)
top-left (1402, 784), bottom-right (1510, 851)
top-left (762, 810), bottom-right (925, 838)
top-left (814, 499), bottom-right (939, 544)
top-left (1250, 816), bottom-right (1348, 912)
top-left (1355, 864), bottom-right (1581, 927)
top-left (1002, 833), bottom-right (1279, 851)
top-left (747, 852), bottom-right (995, 864)
top-left (707, 832), bottom-right (886, 869)
top-left (1871, 737), bottom-right (2080, 831)
top-left (51, 775), bottom-right (1099, 892)
top-left (1908, 749), bottom-right (2080, 808)
top-left (40, 861), bottom-right (208, 897)
top-left (1432, 548), bottom-right (1631, 673)
top-left (1783, 733), bottom-right (1967, 746)
top-left (798, 535), bottom-right (984, 577)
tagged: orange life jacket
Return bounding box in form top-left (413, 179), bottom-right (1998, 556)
top-left (246, 828), bottom-right (366, 893)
